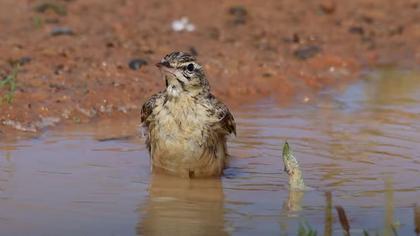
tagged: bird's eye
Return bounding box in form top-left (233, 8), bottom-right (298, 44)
top-left (186, 63), bottom-right (194, 72)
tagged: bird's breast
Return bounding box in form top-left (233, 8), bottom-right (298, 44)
top-left (152, 97), bottom-right (211, 148)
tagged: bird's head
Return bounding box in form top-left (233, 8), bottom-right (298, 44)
top-left (156, 51), bottom-right (209, 97)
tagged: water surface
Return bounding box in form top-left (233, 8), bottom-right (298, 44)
top-left (1, 69), bottom-right (419, 235)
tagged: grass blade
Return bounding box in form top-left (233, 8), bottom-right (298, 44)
top-left (415, 204), bottom-right (420, 236)
top-left (335, 205), bottom-right (350, 236)
top-left (324, 192), bottom-right (332, 236)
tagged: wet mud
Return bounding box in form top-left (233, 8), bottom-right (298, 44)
top-left (1, 0), bottom-right (419, 135)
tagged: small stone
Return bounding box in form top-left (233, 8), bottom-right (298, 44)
top-left (294, 45), bottom-right (322, 60)
top-left (62, 108), bottom-right (72, 119)
top-left (171, 17), bottom-right (195, 32)
top-left (19, 57), bottom-right (32, 65)
top-left (99, 104), bottom-right (113, 114)
top-left (50, 27), bottom-right (74, 36)
top-left (8, 56), bottom-right (32, 66)
top-left (348, 26), bottom-right (364, 35)
top-left (128, 58), bottom-right (148, 70)
top-left (228, 6), bottom-right (248, 25)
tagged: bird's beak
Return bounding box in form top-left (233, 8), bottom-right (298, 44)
top-left (156, 61), bottom-right (177, 75)
top-left (156, 61), bottom-right (171, 68)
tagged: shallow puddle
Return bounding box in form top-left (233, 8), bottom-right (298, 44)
top-left (1, 69), bottom-right (420, 235)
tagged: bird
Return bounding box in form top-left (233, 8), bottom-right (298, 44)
top-left (140, 51), bottom-right (236, 178)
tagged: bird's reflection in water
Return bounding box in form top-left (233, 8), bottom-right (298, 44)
top-left (137, 174), bottom-right (228, 236)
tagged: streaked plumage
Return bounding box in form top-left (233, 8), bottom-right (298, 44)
top-left (141, 52), bottom-right (236, 178)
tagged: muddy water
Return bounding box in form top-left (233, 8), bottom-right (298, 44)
top-left (1, 69), bottom-right (420, 236)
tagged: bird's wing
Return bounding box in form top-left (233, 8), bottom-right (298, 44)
top-left (141, 91), bottom-right (164, 125)
top-left (207, 94), bottom-right (236, 136)
top-left (140, 92), bottom-right (165, 152)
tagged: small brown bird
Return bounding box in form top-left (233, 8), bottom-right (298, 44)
top-left (141, 52), bottom-right (236, 178)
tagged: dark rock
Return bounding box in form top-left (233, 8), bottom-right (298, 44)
top-left (348, 26), bottom-right (364, 35)
top-left (228, 6), bottom-right (248, 25)
top-left (189, 46), bottom-right (198, 56)
top-left (50, 27), bottom-right (74, 36)
top-left (8, 57), bottom-right (32, 66)
top-left (294, 45), bottom-right (322, 60)
top-left (128, 58), bottom-right (148, 70)
top-left (19, 57), bottom-right (32, 65)
top-left (34, 2), bottom-right (67, 16)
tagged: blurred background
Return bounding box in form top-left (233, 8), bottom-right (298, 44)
top-left (0, 0), bottom-right (419, 130)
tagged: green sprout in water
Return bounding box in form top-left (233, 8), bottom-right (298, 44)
top-left (298, 220), bottom-right (318, 236)
top-left (282, 141), bottom-right (306, 190)
top-left (0, 65), bottom-right (19, 105)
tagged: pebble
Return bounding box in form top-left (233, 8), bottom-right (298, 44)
top-left (50, 27), bottom-right (74, 36)
top-left (171, 17), bottom-right (195, 32)
top-left (8, 56), bottom-right (32, 66)
top-left (294, 45), bottom-right (322, 60)
top-left (19, 56), bottom-right (32, 65)
top-left (348, 26), bottom-right (364, 35)
top-left (128, 58), bottom-right (148, 70)
top-left (228, 6), bottom-right (248, 25)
